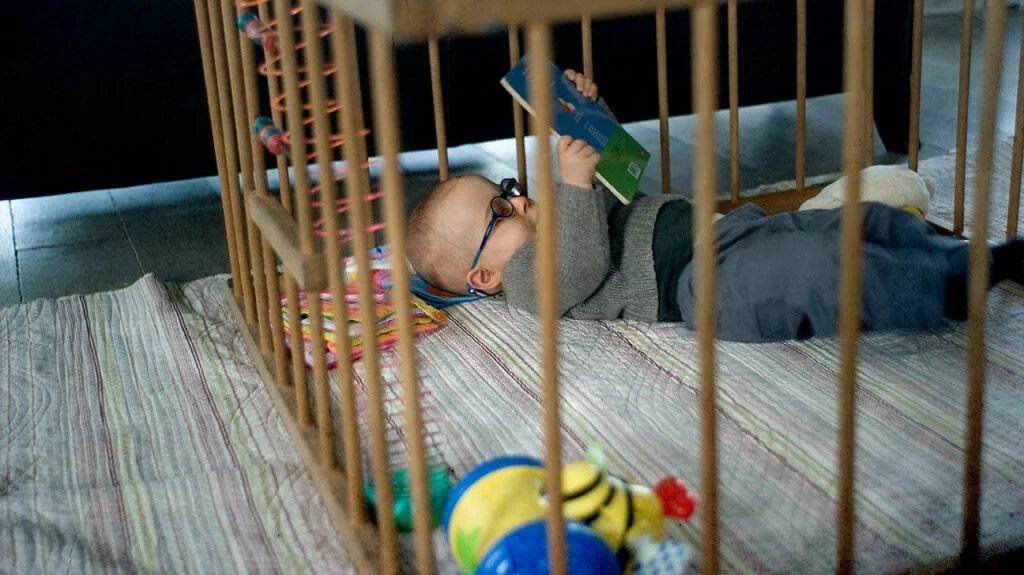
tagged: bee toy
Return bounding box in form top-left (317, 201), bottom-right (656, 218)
top-left (442, 448), bottom-right (696, 574)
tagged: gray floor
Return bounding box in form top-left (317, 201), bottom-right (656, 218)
top-left (1, 10), bottom-right (1021, 308)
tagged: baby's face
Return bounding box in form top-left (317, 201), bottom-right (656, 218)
top-left (448, 175), bottom-right (537, 284)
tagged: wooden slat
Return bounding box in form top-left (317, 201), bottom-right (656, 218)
top-left (284, 1), bottom-right (331, 437)
top-left (527, 22), bottom-right (567, 575)
top-left (656, 5), bottom-right (671, 194)
top-left (234, 1), bottom-right (279, 359)
top-left (239, 0), bottom-right (289, 384)
top-left (299, 0), bottom-right (341, 471)
top-left (192, 0), bottom-right (241, 303)
top-left (280, 227), bottom-right (306, 402)
top-left (582, 14), bottom-right (593, 80)
top-left (796, 0), bottom-right (807, 191)
top-left (217, 0), bottom-right (261, 327)
top-left (909, 0), bottom-right (924, 170)
top-left (246, 195), bottom-right (327, 292)
top-left (225, 287), bottom-right (380, 575)
top-left (954, 0), bottom-right (976, 236)
top-left (207, 0), bottom-right (255, 322)
top-left (1007, 13), bottom-right (1024, 240)
top-left (273, 0), bottom-right (324, 427)
top-left (370, 30), bottom-right (435, 574)
top-left (333, 17), bottom-right (400, 573)
top-left (728, 0), bottom-right (740, 201)
top-left (222, 0), bottom-right (271, 355)
top-left (962, 0), bottom-right (1008, 566)
top-left (863, 0), bottom-right (875, 166)
top-left (428, 35), bottom-right (450, 180)
top-left (693, 3), bottom-right (719, 574)
top-left (258, 0), bottom-right (303, 393)
top-left (509, 26), bottom-right (528, 186)
top-left (259, 252), bottom-right (286, 384)
top-left (272, 0), bottom-right (317, 255)
top-left (330, 13), bottom-right (369, 523)
top-left (317, 0), bottom-right (397, 33)
top-left (429, 0), bottom-right (703, 40)
top-left (256, 1), bottom-right (295, 209)
top-left (238, 16), bottom-right (270, 198)
top-left (837, 0), bottom-right (866, 571)
top-left (318, 0), bottom-right (719, 40)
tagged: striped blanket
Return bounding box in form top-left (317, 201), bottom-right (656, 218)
top-left (421, 282), bottom-right (1024, 573)
top-left (0, 276), bottom-right (352, 573)
top-left (3, 274), bottom-right (1023, 573)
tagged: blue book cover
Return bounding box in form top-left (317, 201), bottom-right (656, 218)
top-left (500, 55), bottom-right (650, 203)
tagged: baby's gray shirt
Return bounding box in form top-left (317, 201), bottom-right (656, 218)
top-left (501, 183), bottom-right (683, 321)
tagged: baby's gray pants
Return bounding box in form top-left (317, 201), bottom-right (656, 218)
top-left (676, 202), bottom-right (967, 343)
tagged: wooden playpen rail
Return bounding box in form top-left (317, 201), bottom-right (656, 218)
top-left (192, 0), bottom-right (1024, 572)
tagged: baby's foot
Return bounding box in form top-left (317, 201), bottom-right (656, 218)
top-left (990, 239), bottom-right (1024, 286)
top-left (944, 239), bottom-right (1023, 320)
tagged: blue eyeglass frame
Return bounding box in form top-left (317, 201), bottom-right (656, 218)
top-left (465, 178), bottom-right (525, 297)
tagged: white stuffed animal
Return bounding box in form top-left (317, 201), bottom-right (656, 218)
top-left (799, 165), bottom-right (936, 218)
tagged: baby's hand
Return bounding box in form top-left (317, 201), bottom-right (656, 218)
top-left (564, 69), bottom-right (598, 101)
top-left (557, 136), bottom-right (600, 189)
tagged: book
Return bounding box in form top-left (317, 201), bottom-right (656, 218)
top-left (500, 55), bottom-right (650, 204)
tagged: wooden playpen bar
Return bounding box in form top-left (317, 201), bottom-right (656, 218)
top-left (191, 0), bottom-right (1023, 572)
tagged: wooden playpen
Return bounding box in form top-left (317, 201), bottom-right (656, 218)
top-left (192, 0), bottom-right (1022, 572)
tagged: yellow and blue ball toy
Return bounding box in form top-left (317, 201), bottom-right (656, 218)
top-left (443, 454), bottom-right (695, 574)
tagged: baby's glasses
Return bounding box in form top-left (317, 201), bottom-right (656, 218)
top-left (466, 178), bottom-right (525, 297)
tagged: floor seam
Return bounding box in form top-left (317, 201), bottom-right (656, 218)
top-left (108, 190), bottom-right (146, 276)
top-left (9, 202), bottom-right (23, 304)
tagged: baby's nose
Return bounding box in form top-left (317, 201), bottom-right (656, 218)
top-left (510, 195), bottom-right (529, 215)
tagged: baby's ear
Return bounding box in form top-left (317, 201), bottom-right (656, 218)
top-left (466, 265), bottom-right (502, 294)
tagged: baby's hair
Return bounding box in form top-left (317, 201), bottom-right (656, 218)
top-left (406, 177), bottom-right (475, 294)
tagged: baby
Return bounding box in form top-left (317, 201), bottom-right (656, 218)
top-left (406, 70), bottom-right (1024, 343)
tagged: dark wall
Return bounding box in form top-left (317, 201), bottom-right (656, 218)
top-left (2, 1), bottom-right (909, 200)
top-left (3, 1), bottom-right (216, 199)
top-left (393, 1), bottom-right (847, 152)
top-left (396, 0), bottom-right (911, 153)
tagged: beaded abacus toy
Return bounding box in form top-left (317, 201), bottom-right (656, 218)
top-left (230, 0), bottom-right (452, 559)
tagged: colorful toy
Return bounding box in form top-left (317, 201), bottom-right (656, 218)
top-left (253, 116), bottom-right (289, 157)
top-left (560, 446), bottom-right (696, 572)
top-left (443, 451), bottom-right (696, 574)
top-left (278, 246), bottom-right (447, 368)
top-left (475, 519), bottom-right (620, 575)
top-left (236, 12), bottom-right (279, 54)
top-left (363, 465), bottom-right (452, 533)
top-left (279, 288), bottom-right (446, 368)
top-left (630, 536), bottom-right (691, 575)
top-left (443, 456), bottom-right (548, 572)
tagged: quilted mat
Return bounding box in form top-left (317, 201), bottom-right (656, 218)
top-left (3, 274), bottom-right (1023, 573)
